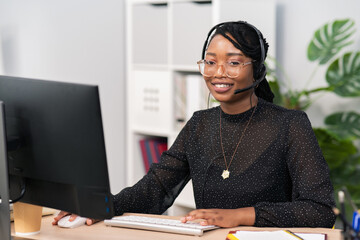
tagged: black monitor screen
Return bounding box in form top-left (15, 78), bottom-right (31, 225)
top-left (0, 75), bottom-right (114, 220)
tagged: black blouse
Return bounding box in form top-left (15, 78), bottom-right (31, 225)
top-left (113, 98), bottom-right (336, 227)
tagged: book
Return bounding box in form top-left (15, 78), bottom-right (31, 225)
top-left (139, 139), bottom-right (150, 172)
top-left (144, 139), bottom-right (153, 166)
top-left (226, 230), bottom-right (327, 240)
top-left (156, 141), bottom-right (167, 157)
top-left (148, 139), bottom-right (159, 164)
top-left (139, 138), bottom-right (167, 172)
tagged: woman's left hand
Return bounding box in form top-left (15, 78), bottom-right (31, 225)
top-left (180, 207), bottom-right (255, 228)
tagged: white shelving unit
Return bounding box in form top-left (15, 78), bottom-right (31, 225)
top-left (126, 0), bottom-right (276, 216)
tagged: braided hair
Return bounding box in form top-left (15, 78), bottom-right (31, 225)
top-left (202, 21), bottom-right (274, 103)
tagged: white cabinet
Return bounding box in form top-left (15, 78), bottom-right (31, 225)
top-left (126, 0), bottom-right (276, 215)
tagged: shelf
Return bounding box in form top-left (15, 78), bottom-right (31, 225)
top-left (126, 0), bottom-right (276, 216)
top-left (171, 1), bottom-right (212, 66)
top-left (171, 65), bottom-right (199, 72)
top-left (131, 3), bottom-right (168, 65)
top-left (132, 126), bottom-right (175, 138)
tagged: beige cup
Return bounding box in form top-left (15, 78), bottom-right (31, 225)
top-left (13, 202), bottom-right (43, 236)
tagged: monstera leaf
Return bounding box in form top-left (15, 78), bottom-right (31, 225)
top-left (326, 52), bottom-right (360, 97)
top-left (313, 128), bottom-right (358, 169)
top-left (315, 127), bottom-right (360, 204)
top-left (325, 111), bottom-right (360, 139)
top-left (307, 19), bottom-right (355, 64)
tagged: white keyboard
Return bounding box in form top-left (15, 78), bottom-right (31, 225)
top-left (104, 215), bottom-right (219, 236)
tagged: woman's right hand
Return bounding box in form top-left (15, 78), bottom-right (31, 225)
top-left (52, 211), bottom-right (98, 226)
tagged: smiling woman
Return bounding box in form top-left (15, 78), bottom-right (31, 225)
top-left (201, 34), bottom-right (256, 113)
top-left (55, 21), bottom-right (337, 229)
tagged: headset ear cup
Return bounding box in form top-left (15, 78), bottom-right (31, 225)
top-left (257, 64), bottom-right (266, 81)
top-left (253, 64), bottom-right (266, 89)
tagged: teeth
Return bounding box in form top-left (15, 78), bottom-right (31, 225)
top-left (215, 84), bottom-right (232, 88)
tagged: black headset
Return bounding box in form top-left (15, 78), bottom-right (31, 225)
top-left (200, 21), bottom-right (267, 94)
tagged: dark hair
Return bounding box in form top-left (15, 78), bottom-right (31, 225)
top-left (202, 21), bottom-right (274, 103)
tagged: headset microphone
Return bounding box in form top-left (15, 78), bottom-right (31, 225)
top-left (234, 77), bottom-right (264, 94)
top-left (234, 66), bottom-right (266, 94)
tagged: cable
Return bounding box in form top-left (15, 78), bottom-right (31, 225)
top-left (207, 92), bottom-right (211, 109)
top-left (337, 190), bottom-right (360, 240)
top-left (9, 177), bottom-right (26, 204)
top-left (334, 207), bottom-right (360, 240)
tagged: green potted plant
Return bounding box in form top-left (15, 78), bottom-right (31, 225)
top-left (268, 18), bottom-right (360, 204)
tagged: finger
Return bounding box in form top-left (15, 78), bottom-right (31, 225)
top-left (183, 209), bottom-right (203, 221)
top-left (52, 211), bottom-right (67, 224)
top-left (200, 220), bottom-right (208, 226)
top-left (86, 218), bottom-right (100, 225)
top-left (69, 214), bottom-right (79, 222)
top-left (52, 211), bottom-right (70, 225)
top-left (181, 215), bottom-right (195, 223)
top-left (191, 211), bottom-right (221, 226)
top-left (201, 217), bottom-right (216, 226)
top-left (188, 209), bottom-right (213, 220)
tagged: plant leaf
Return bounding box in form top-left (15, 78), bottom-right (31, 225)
top-left (307, 19), bottom-right (355, 64)
top-left (325, 111), bottom-right (360, 139)
top-left (326, 52), bottom-right (360, 97)
top-left (268, 80), bottom-right (284, 106)
top-left (313, 128), bottom-right (357, 169)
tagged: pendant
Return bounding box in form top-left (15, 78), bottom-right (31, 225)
top-left (222, 170), bottom-right (230, 179)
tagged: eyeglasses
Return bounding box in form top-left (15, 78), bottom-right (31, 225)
top-left (197, 59), bottom-right (253, 78)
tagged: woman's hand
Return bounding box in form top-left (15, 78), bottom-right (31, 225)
top-left (180, 207), bottom-right (255, 228)
top-left (52, 211), bottom-right (99, 226)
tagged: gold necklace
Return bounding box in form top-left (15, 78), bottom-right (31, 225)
top-left (219, 104), bottom-right (257, 179)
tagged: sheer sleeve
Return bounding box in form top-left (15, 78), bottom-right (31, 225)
top-left (112, 119), bottom-right (193, 216)
top-left (254, 111), bottom-right (336, 227)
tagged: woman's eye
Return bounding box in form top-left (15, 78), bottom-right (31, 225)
top-left (205, 60), bottom-right (216, 65)
top-left (228, 61), bottom-right (241, 66)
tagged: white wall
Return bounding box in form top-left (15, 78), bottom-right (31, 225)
top-left (0, 0), bottom-right (126, 194)
top-left (275, 0), bottom-right (360, 126)
top-left (1, 0), bottom-right (359, 194)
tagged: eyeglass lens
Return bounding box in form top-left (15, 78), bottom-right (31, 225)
top-left (198, 61), bottom-right (251, 78)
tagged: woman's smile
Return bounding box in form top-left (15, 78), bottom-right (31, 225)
top-left (211, 82), bottom-right (234, 93)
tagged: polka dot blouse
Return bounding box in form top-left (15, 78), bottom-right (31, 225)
top-left (113, 98), bottom-right (336, 228)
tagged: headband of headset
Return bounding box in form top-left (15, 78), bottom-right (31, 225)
top-left (201, 21), bottom-right (265, 67)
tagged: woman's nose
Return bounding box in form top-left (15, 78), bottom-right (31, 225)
top-left (214, 64), bottom-right (226, 77)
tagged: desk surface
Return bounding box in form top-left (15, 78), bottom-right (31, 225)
top-left (12, 214), bottom-right (341, 240)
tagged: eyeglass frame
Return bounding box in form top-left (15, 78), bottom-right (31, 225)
top-left (196, 59), bottom-right (254, 78)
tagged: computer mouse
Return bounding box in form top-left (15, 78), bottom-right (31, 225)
top-left (57, 215), bottom-right (87, 228)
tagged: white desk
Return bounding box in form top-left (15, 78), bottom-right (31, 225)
top-left (11, 213), bottom-right (342, 240)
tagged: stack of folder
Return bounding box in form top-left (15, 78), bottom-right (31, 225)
top-left (226, 230), bottom-right (326, 240)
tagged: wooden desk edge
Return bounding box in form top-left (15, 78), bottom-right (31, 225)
top-left (11, 213), bottom-right (342, 240)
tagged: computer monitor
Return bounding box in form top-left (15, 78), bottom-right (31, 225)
top-left (0, 75), bottom-right (114, 222)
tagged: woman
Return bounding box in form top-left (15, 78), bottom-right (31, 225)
top-left (54, 21), bottom-right (336, 228)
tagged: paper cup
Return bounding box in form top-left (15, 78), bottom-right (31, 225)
top-left (13, 202), bottom-right (42, 236)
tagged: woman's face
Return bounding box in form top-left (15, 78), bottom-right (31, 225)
top-left (203, 34), bottom-right (254, 104)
